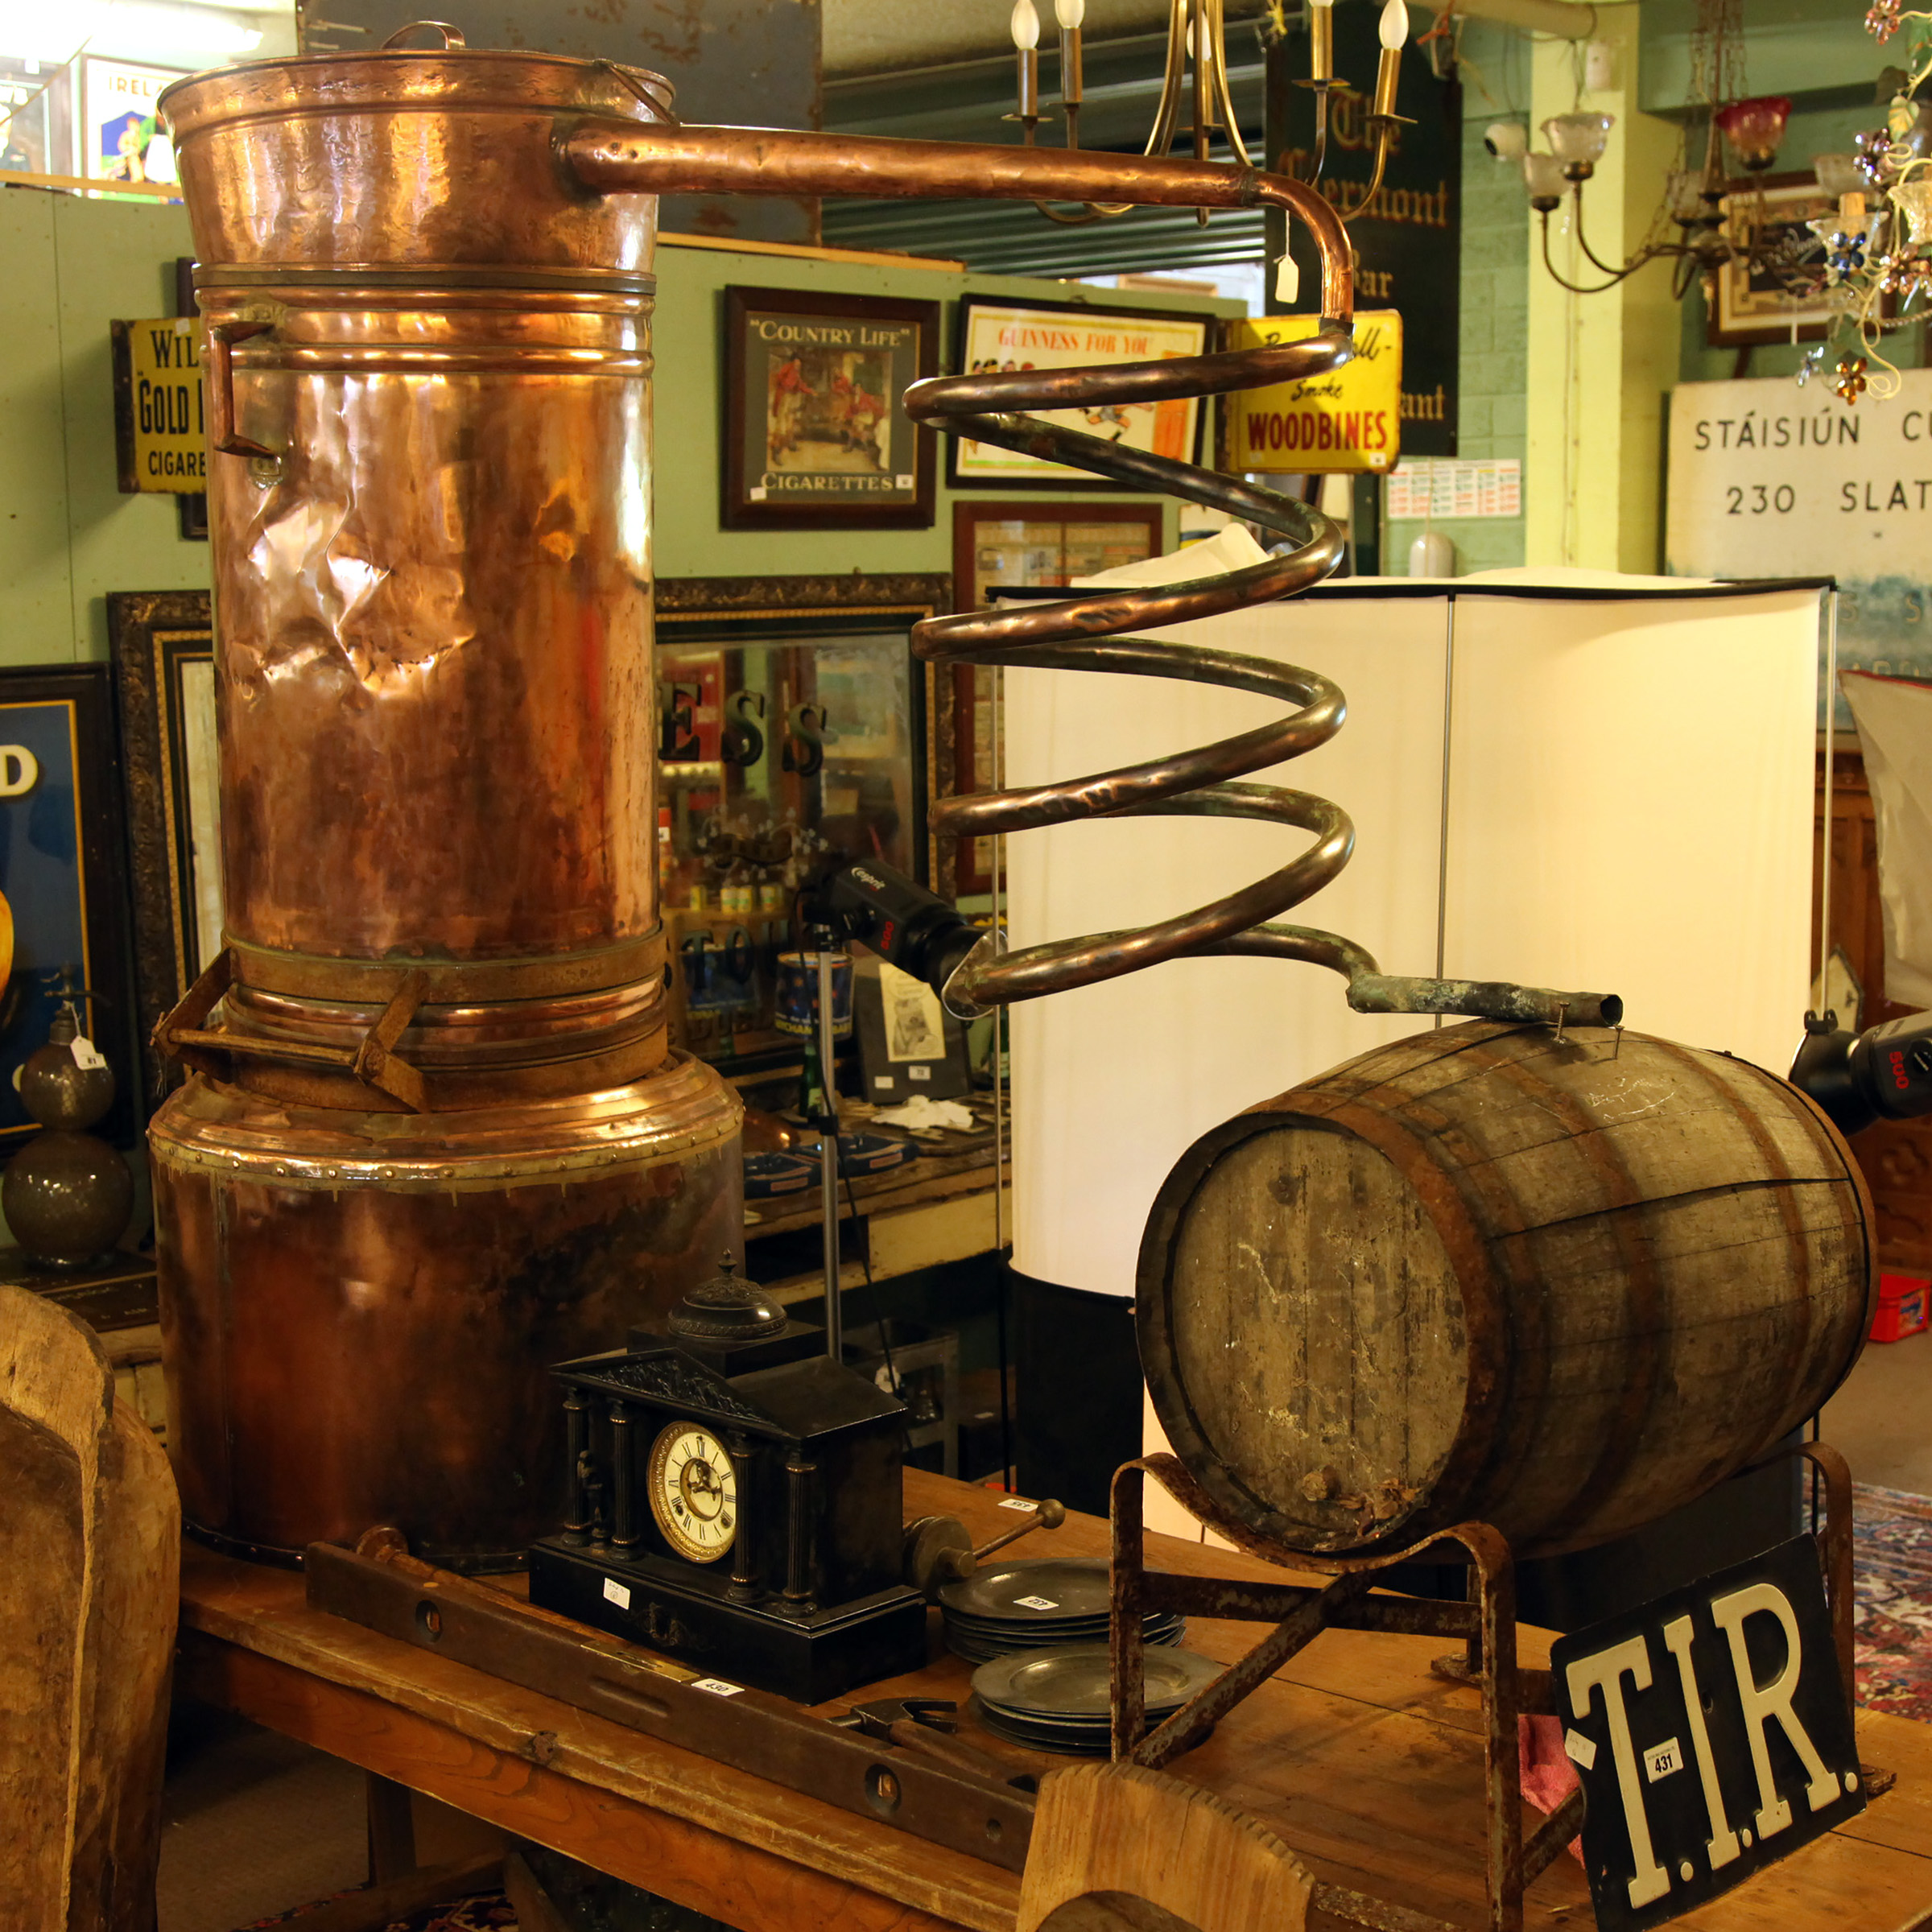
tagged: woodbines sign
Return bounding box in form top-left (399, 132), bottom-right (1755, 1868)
top-left (1666, 369), bottom-right (1932, 709)
top-left (1229, 312), bottom-right (1403, 474)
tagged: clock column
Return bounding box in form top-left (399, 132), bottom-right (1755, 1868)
top-left (726, 1429), bottom-right (760, 1603)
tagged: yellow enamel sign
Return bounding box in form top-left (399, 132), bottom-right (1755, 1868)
top-left (1230, 312), bottom-right (1403, 475)
top-left (110, 316), bottom-right (207, 494)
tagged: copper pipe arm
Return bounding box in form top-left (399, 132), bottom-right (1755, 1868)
top-left (561, 122), bottom-right (1355, 322)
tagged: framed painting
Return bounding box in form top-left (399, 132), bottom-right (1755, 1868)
top-left (0, 665), bottom-right (138, 1147)
top-left (721, 287), bottom-right (939, 531)
top-left (107, 589), bottom-right (219, 1104)
top-left (947, 295), bottom-right (1212, 489)
top-left (935, 500), bottom-right (1165, 898)
top-left (653, 573), bottom-right (951, 1071)
top-left (1708, 174), bottom-right (1843, 347)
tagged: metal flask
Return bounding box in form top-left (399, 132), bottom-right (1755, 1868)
top-left (153, 41), bottom-right (741, 1570)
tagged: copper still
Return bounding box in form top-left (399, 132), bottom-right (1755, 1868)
top-left (153, 43), bottom-right (740, 1569)
top-left (154, 26), bottom-right (1380, 1569)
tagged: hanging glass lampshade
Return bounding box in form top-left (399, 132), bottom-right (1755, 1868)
top-left (1814, 153), bottom-right (1866, 196)
top-left (1542, 111), bottom-right (1614, 180)
top-left (1715, 96), bottom-right (1792, 171)
top-left (1522, 151), bottom-right (1568, 208)
top-left (1893, 178), bottom-right (1932, 246)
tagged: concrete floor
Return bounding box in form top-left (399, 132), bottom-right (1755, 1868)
top-left (157, 1709), bottom-right (365, 1932)
top-left (1823, 1327), bottom-right (1932, 1493)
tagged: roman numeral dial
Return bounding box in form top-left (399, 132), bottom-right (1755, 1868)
top-left (646, 1422), bottom-right (739, 1564)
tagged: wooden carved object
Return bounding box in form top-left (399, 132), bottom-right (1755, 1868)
top-left (0, 1284), bottom-right (178, 1932)
top-left (1017, 1762), bottom-right (1315, 1932)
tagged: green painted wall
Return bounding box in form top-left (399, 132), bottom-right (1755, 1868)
top-left (1381, 21), bottom-right (1533, 576)
top-left (0, 191), bottom-right (203, 669)
top-left (0, 192), bottom-right (1238, 668)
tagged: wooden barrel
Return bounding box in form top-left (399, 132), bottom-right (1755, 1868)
top-left (1137, 1022), bottom-right (1876, 1560)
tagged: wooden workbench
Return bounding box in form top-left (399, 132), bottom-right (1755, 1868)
top-left (175, 1472), bottom-right (1932, 1932)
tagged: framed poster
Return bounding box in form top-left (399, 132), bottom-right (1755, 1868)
top-left (948, 295), bottom-right (1212, 489)
top-left (0, 666), bottom-right (138, 1149)
top-left (935, 500), bottom-right (1164, 898)
top-left (1708, 175), bottom-right (1840, 346)
top-left (107, 590), bottom-right (219, 1104)
top-left (721, 287), bottom-right (939, 531)
top-left (80, 56), bottom-right (184, 187)
top-left (654, 573), bottom-right (950, 1070)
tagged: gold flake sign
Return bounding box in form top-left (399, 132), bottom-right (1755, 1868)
top-left (1229, 312), bottom-right (1402, 476)
top-left (110, 317), bottom-right (206, 494)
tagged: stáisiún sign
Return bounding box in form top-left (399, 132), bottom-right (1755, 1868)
top-left (1666, 369), bottom-right (1932, 718)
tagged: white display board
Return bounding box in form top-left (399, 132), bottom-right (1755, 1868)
top-left (1007, 576), bottom-right (1820, 1301)
top-left (1666, 369), bottom-right (1932, 707)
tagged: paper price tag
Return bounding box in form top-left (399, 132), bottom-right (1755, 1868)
top-left (692, 1678), bottom-right (745, 1697)
top-left (998, 1497), bottom-right (1038, 1513)
top-left (70, 1036), bottom-right (108, 1071)
top-left (602, 1578), bottom-right (631, 1609)
top-left (1014, 1595), bottom-right (1059, 1611)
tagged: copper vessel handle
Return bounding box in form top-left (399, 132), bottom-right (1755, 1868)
top-left (382, 20), bottom-right (467, 48)
top-left (208, 319), bottom-right (275, 460)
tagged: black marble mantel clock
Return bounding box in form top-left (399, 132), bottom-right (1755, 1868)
top-left (526, 1259), bottom-right (925, 1702)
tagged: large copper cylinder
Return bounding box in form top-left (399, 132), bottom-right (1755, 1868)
top-left (153, 44), bottom-right (742, 1567)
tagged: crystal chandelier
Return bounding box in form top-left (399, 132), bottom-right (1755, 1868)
top-left (1519, 0), bottom-right (1932, 389)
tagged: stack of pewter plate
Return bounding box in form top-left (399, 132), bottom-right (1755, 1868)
top-left (970, 1644), bottom-right (1221, 1755)
top-left (938, 1558), bottom-right (1185, 1663)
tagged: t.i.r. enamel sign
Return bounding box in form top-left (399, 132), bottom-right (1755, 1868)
top-left (1552, 1534), bottom-right (1865, 1930)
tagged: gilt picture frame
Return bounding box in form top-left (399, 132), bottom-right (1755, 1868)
top-left (107, 588), bottom-right (219, 1104)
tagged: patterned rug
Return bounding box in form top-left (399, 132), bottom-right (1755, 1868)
top-left (1854, 1481), bottom-right (1932, 1722)
top-left (235, 1892), bottom-right (516, 1930)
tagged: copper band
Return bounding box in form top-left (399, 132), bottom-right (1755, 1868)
top-left (225, 931), bottom-right (668, 1005)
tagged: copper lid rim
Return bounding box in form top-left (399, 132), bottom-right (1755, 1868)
top-left (160, 50), bottom-right (675, 134)
top-left (195, 265), bottom-right (658, 295)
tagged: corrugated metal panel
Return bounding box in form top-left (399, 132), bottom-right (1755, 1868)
top-left (822, 29), bottom-right (1269, 275)
top-left (822, 197), bottom-right (1265, 277)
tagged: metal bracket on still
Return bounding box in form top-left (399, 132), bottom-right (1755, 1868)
top-left (154, 947), bottom-right (431, 1112)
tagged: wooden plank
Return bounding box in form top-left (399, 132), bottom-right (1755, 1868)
top-left (269, 1853), bottom-right (502, 1932)
top-left (747, 1151), bottom-right (1005, 1238)
top-left (872, 1187), bottom-right (1007, 1278)
top-left (175, 1637), bottom-right (980, 1932)
top-left (181, 1472), bottom-right (1932, 1932)
top-left (0, 168), bottom-right (183, 201)
top-left (179, 1546), bottom-right (1017, 1932)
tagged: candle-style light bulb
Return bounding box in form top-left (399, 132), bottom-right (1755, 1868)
top-left (1012, 0), bottom-right (1041, 128)
top-left (1310, 0), bottom-right (1335, 83)
top-left (1372, 0), bottom-right (1406, 115)
top-left (1055, 0), bottom-right (1084, 123)
top-left (1054, 0), bottom-right (1084, 26)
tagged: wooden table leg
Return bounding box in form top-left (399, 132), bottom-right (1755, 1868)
top-left (365, 1772), bottom-right (419, 1883)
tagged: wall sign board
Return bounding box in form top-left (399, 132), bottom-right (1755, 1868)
top-left (1553, 1534), bottom-right (1864, 1931)
top-left (1229, 312), bottom-right (1403, 475)
top-left (1666, 368), bottom-right (1932, 718)
top-left (110, 317), bottom-right (205, 495)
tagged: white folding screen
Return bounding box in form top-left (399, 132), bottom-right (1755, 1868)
top-left (1006, 577), bottom-right (1821, 1304)
top-left (1004, 593), bottom-right (1455, 1302)
top-left (1002, 576), bottom-right (1821, 1525)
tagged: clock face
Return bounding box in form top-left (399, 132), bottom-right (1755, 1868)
top-left (646, 1422), bottom-right (739, 1564)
